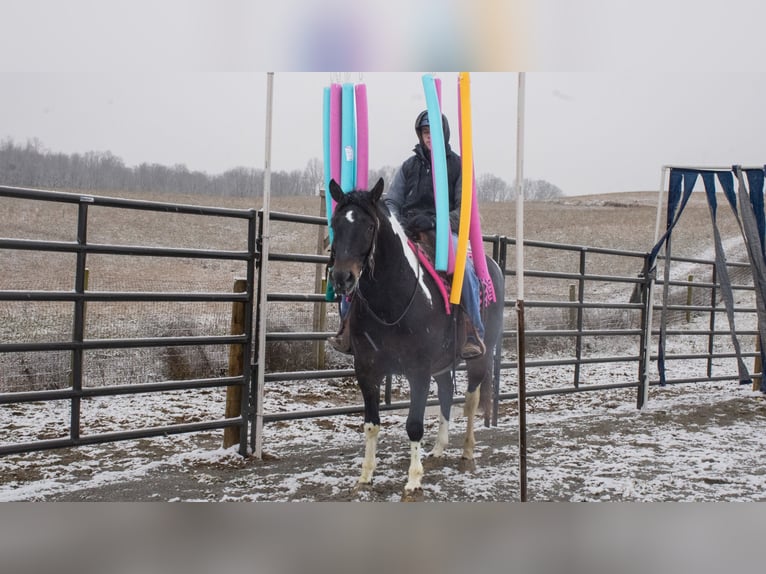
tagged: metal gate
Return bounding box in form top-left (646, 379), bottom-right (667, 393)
top-left (0, 185), bottom-right (257, 456)
top-left (1, 186), bottom-right (758, 457)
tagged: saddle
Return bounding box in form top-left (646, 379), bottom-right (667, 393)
top-left (408, 231), bottom-right (486, 351)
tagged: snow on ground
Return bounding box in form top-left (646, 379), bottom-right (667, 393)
top-left (2, 297), bottom-right (766, 501)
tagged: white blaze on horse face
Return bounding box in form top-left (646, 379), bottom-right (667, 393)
top-left (386, 213), bottom-right (433, 307)
top-left (345, 210), bottom-right (355, 224)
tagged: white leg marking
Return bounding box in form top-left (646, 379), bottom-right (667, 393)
top-left (359, 423), bottom-right (380, 484)
top-left (429, 413), bottom-right (449, 458)
top-left (462, 389), bottom-right (479, 460)
top-left (405, 440), bottom-right (424, 492)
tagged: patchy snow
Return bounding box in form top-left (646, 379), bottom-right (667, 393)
top-left (2, 294), bottom-right (766, 501)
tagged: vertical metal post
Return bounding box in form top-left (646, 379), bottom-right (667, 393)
top-left (640, 166), bottom-right (669, 408)
top-left (491, 237), bottom-right (508, 427)
top-left (313, 195), bottom-right (328, 369)
top-left (707, 263), bottom-right (717, 379)
top-left (573, 249), bottom-right (586, 388)
top-left (71, 200), bottom-right (90, 442)
top-left (686, 274), bottom-right (694, 322)
top-left (240, 210), bottom-right (257, 456)
top-left (754, 336), bottom-right (762, 392)
top-left (659, 236), bottom-right (673, 379)
top-left (251, 211), bottom-right (265, 455)
top-left (254, 72), bottom-right (275, 459)
top-left (516, 299), bottom-right (527, 502)
top-left (637, 256), bottom-right (651, 409)
top-left (515, 72), bottom-right (527, 502)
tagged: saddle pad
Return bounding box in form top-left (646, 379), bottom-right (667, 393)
top-left (408, 239), bottom-right (451, 315)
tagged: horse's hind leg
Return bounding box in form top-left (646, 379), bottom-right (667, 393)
top-left (462, 385), bottom-right (480, 460)
top-left (429, 371), bottom-right (453, 458)
top-left (463, 358), bottom-right (491, 461)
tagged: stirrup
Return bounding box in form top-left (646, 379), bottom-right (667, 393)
top-left (461, 336), bottom-right (485, 360)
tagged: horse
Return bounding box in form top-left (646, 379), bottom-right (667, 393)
top-left (328, 178), bottom-right (505, 495)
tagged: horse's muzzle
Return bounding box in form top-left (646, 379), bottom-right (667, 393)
top-left (331, 267), bottom-right (358, 295)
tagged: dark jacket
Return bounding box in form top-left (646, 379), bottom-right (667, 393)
top-left (384, 128), bottom-right (462, 234)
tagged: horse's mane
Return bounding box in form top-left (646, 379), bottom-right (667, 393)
top-left (334, 189), bottom-right (390, 221)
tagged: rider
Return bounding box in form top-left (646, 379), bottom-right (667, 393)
top-left (383, 110), bottom-right (485, 359)
top-left (329, 110), bottom-right (486, 359)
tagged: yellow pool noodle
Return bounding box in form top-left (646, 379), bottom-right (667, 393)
top-left (450, 72), bottom-right (473, 304)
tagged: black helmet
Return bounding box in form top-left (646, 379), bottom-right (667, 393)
top-left (415, 110), bottom-right (450, 144)
top-left (415, 110), bottom-right (430, 131)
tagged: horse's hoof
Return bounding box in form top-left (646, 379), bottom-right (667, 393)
top-left (401, 488), bottom-right (424, 502)
top-left (354, 481), bottom-right (373, 493)
top-left (458, 457), bottom-right (476, 473)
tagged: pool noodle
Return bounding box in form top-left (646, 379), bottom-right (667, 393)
top-left (438, 75), bottom-right (456, 274)
top-left (450, 72), bottom-right (473, 304)
top-left (323, 87), bottom-right (333, 235)
top-left (341, 83), bottom-right (356, 192)
top-left (422, 74), bottom-right (449, 271)
top-left (355, 83), bottom-right (369, 189)
top-left (330, 83), bottom-right (342, 196)
top-left (326, 84), bottom-right (342, 301)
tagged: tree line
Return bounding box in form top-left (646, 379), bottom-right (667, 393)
top-left (0, 138), bottom-right (563, 200)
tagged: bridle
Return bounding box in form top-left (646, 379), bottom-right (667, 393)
top-left (332, 199), bottom-right (422, 327)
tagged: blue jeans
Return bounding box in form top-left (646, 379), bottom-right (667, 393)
top-left (453, 234), bottom-right (484, 340)
top-left (461, 253), bottom-right (485, 339)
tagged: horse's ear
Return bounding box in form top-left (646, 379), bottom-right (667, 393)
top-left (329, 179), bottom-right (344, 204)
top-left (370, 178), bottom-right (384, 202)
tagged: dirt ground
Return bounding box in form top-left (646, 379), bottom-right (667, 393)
top-left (13, 381), bottom-right (764, 502)
top-left (2, 190), bottom-right (763, 501)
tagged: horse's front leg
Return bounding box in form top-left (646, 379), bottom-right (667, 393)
top-left (357, 373), bottom-right (381, 486)
top-left (404, 372), bottom-right (430, 493)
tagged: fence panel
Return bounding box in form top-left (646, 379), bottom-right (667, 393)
top-left (0, 185), bottom-right (257, 456)
top-left (1, 187), bottom-right (757, 458)
top-left (250, 208), bottom-right (757, 451)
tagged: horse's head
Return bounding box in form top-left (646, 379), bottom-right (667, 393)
top-left (328, 178), bottom-right (384, 295)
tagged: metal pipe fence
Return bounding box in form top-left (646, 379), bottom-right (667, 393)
top-left (1, 187), bottom-right (758, 458)
top-left (0, 185), bottom-right (257, 456)
top-left (251, 209), bottom-right (758, 448)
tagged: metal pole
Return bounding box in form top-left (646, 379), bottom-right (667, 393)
top-left (515, 72), bottom-right (527, 502)
top-left (641, 165), bottom-right (669, 408)
top-left (653, 166), bottom-right (668, 246)
top-left (254, 72), bottom-right (274, 458)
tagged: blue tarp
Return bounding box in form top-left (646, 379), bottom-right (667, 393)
top-left (647, 165), bottom-right (766, 392)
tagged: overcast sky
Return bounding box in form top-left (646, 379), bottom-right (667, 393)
top-left (1, 2), bottom-right (765, 197)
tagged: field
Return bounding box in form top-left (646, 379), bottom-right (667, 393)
top-left (2, 186), bottom-right (765, 501)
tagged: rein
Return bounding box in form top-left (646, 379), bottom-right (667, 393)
top-left (339, 201), bottom-right (422, 327)
top-left (357, 258), bottom-right (421, 327)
